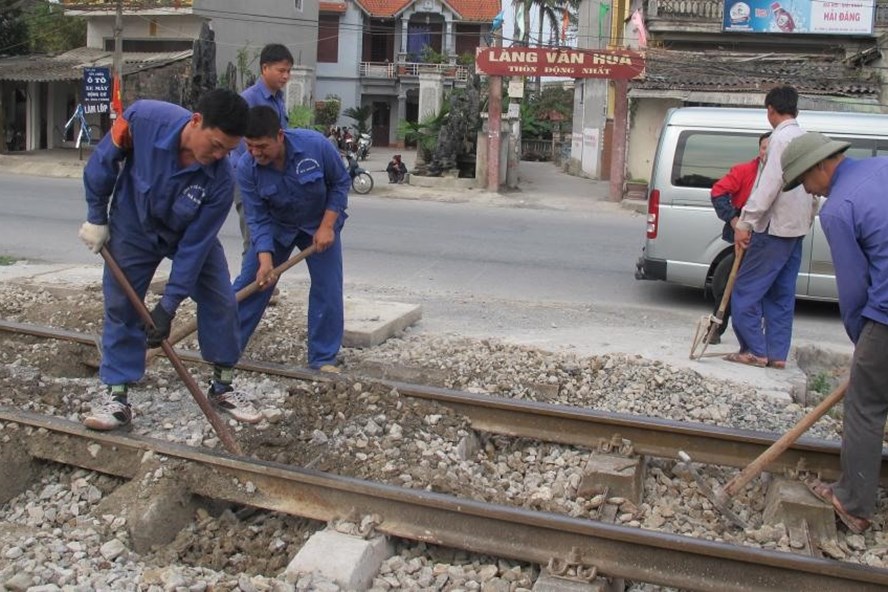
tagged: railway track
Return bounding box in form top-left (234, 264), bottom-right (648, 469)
top-left (2, 319), bottom-right (888, 589)
top-left (0, 319), bottom-right (884, 484)
top-left (2, 407), bottom-right (887, 592)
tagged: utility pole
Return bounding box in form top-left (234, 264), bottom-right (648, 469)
top-left (112, 0), bottom-right (123, 118)
top-left (487, 31), bottom-right (502, 192)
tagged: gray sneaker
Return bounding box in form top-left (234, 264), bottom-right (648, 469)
top-left (209, 388), bottom-right (262, 424)
top-left (83, 398), bottom-right (133, 431)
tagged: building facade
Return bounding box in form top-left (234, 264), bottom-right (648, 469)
top-left (315, 0), bottom-right (498, 146)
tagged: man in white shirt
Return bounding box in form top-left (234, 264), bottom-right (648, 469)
top-left (725, 85), bottom-right (817, 369)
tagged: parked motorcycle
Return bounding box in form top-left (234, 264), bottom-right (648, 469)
top-left (344, 150), bottom-right (373, 194)
top-left (357, 133), bottom-right (372, 161)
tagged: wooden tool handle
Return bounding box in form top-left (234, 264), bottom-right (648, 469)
top-left (721, 379), bottom-right (848, 500)
top-left (147, 244), bottom-right (318, 361)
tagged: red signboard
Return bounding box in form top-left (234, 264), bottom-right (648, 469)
top-left (475, 47), bottom-right (645, 79)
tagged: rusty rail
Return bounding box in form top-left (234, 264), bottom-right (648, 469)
top-left (1, 407), bottom-right (887, 592)
top-left (1, 318), bottom-right (884, 484)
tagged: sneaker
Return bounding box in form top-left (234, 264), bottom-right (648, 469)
top-left (316, 364), bottom-right (341, 374)
top-left (209, 388), bottom-right (262, 424)
top-left (83, 398), bottom-right (133, 431)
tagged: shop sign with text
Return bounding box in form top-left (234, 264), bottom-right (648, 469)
top-left (723, 0), bottom-right (874, 34)
top-left (475, 48), bottom-right (645, 79)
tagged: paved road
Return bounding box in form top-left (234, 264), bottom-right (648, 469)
top-left (0, 170), bottom-right (848, 394)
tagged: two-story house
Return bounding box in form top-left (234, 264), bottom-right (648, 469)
top-left (624, 0), bottom-right (887, 184)
top-left (315, 0), bottom-right (498, 146)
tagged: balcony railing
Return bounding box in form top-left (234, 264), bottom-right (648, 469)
top-left (648, 0), bottom-right (888, 24)
top-left (360, 62), bottom-right (470, 82)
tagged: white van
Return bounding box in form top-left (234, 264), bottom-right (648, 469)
top-left (634, 107), bottom-right (888, 301)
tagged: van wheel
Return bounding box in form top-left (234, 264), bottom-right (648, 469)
top-left (711, 253), bottom-right (735, 303)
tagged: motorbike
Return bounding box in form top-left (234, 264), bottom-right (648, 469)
top-left (344, 150), bottom-right (373, 194)
top-left (357, 133), bottom-right (372, 161)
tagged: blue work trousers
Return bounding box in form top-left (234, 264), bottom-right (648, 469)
top-left (99, 233), bottom-right (240, 386)
top-left (730, 232), bottom-right (803, 362)
top-left (233, 231), bottom-right (343, 368)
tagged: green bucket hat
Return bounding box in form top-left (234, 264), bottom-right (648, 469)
top-left (781, 132), bottom-right (850, 191)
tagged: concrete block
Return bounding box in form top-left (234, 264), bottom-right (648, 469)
top-left (763, 478), bottom-right (837, 543)
top-left (343, 296), bottom-right (422, 348)
top-left (577, 454), bottom-right (645, 505)
top-left (0, 427), bottom-right (36, 505)
top-left (95, 462), bottom-right (197, 553)
top-left (533, 572), bottom-right (623, 592)
top-left (285, 530), bottom-right (393, 591)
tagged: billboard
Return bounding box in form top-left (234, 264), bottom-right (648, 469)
top-left (723, 0), bottom-right (875, 35)
top-left (475, 48), bottom-right (645, 79)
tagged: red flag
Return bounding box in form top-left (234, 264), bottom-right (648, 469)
top-left (561, 10), bottom-right (570, 43)
top-left (111, 75), bottom-right (123, 116)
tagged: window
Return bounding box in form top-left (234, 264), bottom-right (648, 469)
top-left (295, 0), bottom-right (303, 11)
top-left (672, 131), bottom-right (761, 188)
top-left (318, 15), bottom-right (340, 63)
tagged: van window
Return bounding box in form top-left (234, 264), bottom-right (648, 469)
top-left (672, 131), bottom-right (762, 189)
top-left (832, 136), bottom-right (877, 160)
top-left (878, 140), bottom-right (888, 157)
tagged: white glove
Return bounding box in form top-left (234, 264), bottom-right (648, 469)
top-left (78, 222), bottom-right (109, 254)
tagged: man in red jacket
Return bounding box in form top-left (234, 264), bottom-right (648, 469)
top-left (708, 131), bottom-right (770, 343)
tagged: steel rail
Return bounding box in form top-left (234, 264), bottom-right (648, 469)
top-left (2, 319), bottom-right (885, 484)
top-left (1, 407), bottom-right (886, 592)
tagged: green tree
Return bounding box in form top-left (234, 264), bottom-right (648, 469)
top-left (24, 1), bottom-right (85, 54)
top-left (0, 0), bottom-right (29, 56)
top-left (342, 105), bottom-right (371, 136)
top-left (314, 94), bottom-right (341, 129)
top-left (511, 0), bottom-right (578, 47)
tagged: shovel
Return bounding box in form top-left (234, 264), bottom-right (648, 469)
top-left (100, 246), bottom-right (243, 455)
top-left (146, 244), bottom-right (317, 364)
top-left (690, 246), bottom-right (744, 360)
top-left (680, 378), bottom-right (848, 528)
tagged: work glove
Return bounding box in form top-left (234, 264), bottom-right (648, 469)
top-left (78, 222), bottom-right (109, 254)
top-left (145, 303), bottom-right (175, 348)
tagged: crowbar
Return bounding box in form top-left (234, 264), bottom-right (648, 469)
top-left (100, 246), bottom-right (243, 455)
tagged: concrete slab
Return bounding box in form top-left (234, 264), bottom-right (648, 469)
top-left (578, 454), bottom-right (646, 505)
top-left (343, 296), bottom-right (422, 348)
top-left (763, 478), bottom-right (838, 543)
top-left (284, 530), bottom-right (393, 591)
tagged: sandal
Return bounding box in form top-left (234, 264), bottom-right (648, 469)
top-left (806, 479), bottom-right (871, 534)
top-left (767, 360), bottom-right (786, 369)
top-left (723, 351), bottom-right (768, 367)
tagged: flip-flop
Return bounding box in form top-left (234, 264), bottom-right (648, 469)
top-left (723, 352), bottom-right (768, 367)
top-left (806, 479), bottom-right (871, 534)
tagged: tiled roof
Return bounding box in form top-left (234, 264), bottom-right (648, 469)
top-left (448, 0), bottom-right (500, 21)
top-left (0, 47), bottom-right (192, 82)
top-left (353, 0), bottom-right (412, 17)
top-left (354, 0), bottom-right (498, 20)
top-left (634, 49), bottom-right (880, 97)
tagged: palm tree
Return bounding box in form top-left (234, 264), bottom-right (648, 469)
top-left (342, 105), bottom-right (372, 136)
top-left (511, 0), bottom-right (578, 47)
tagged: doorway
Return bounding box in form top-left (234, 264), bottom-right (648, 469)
top-left (371, 101), bottom-right (390, 147)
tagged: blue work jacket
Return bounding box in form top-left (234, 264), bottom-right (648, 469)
top-left (820, 157), bottom-right (888, 343)
top-left (83, 100), bottom-right (235, 313)
top-left (237, 128), bottom-right (351, 254)
top-left (230, 78), bottom-right (289, 170)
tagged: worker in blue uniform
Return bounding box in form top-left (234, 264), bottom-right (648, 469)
top-left (231, 43), bottom-right (294, 254)
top-left (77, 89), bottom-right (262, 431)
top-left (234, 105), bottom-right (351, 371)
